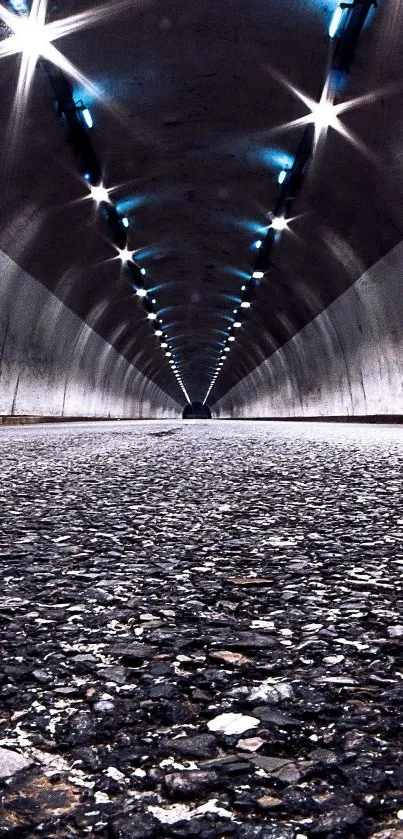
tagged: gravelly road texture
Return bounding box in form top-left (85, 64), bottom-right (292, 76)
top-left (1, 419), bottom-right (403, 839)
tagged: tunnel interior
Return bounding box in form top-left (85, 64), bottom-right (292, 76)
top-left (182, 402), bottom-right (212, 420)
top-left (0, 0), bottom-right (401, 421)
top-left (1, 2), bottom-right (403, 834)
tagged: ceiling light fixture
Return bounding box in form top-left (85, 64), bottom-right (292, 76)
top-left (270, 216), bottom-right (289, 231)
top-left (89, 183), bottom-right (111, 204)
top-left (329, 6), bottom-right (344, 38)
top-left (82, 107), bottom-right (93, 128)
top-left (117, 246), bottom-right (133, 263)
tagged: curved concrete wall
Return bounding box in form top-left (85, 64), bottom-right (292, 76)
top-left (214, 240), bottom-right (403, 418)
top-left (0, 252), bottom-right (180, 418)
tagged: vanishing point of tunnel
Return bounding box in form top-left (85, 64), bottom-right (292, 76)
top-left (1, 0), bottom-right (403, 837)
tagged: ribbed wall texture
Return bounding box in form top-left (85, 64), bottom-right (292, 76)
top-left (214, 241), bottom-right (403, 418)
top-left (0, 252), bottom-right (180, 418)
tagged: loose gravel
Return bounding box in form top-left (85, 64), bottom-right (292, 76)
top-left (1, 419), bottom-right (403, 839)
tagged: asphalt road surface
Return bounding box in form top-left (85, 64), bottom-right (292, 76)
top-left (1, 420), bottom-right (403, 839)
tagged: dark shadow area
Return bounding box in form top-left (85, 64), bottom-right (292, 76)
top-left (182, 402), bottom-right (212, 419)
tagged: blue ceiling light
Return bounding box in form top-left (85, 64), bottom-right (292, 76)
top-left (9, 0), bottom-right (28, 12)
top-left (254, 239), bottom-right (262, 249)
top-left (82, 107), bottom-right (93, 129)
top-left (331, 0), bottom-right (378, 72)
top-left (251, 147), bottom-right (294, 172)
top-left (329, 6), bottom-right (344, 38)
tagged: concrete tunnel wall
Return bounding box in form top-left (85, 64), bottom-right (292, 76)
top-left (213, 240), bottom-right (403, 419)
top-left (0, 251), bottom-right (180, 419)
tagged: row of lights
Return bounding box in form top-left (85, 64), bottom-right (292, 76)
top-left (3, 0), bottom-right (190, 406)
top-left (83, 166), bottom-right (192, 405)
top-left (203, 0), bottom-right (379, 406)
top-left (203, 214), bottom-right (294, 404)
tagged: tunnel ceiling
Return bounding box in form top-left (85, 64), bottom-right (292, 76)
top-left (0, 0), bottom-right (402, 407)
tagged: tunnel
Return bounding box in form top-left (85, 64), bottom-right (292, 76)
top-left (182, 402), bottom-right (212, 419)
top-left (0, 1), bottom-right (402, 836)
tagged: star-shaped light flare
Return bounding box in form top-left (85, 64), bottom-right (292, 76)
top-left (0, 0), bottom-right (135, 169)
top-left (263, 65), bottom-right (393, 159)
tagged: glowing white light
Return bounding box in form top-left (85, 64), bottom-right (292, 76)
top-left (90, 184), bottom-right (111, 204)
top-left (221, 355), bottom-right (226, 360)
top-left (155, 329), bottom-right (163, 336)
top-left (233, 309), bottom-right (238, 314)
top-left (12, 17), bottom-right (49, 58)
top-left (136, 288), bottom-right (147, 298)
top-left (241, 301), bottom-right (251, 308)
top-left (228, 336), bottom-right (235, 342)
top-left (140, 268), bottom-right (146, 275)
top-left (278, 169), bottom-right (287, 184)
top-left (82, 107), bottom-right (93, 128)
top-left (233, 321), bottom-right (242, 328)
top-left (165, 352), bottom-right (172, 357)
top-left (270, 216), bottom-right (288, 231)
top-left (122, 217), bottom-right (129, 228)
top-left (252, 271), bottom-right (264, 279)
top-left (0, 0), bottom-right (137, 171)
top-left (264, 66), bottom-right (384, 155)
top-left (311, 99), bottom-right (340, 131)
top-left (254, 240), bottom-right (262, 249)
top-left (161, 342), bottom-right (168, 348)
top-left (147, 313), bottom-right (157, 320)
top-left (224, 347), bottom-right (230, 353)
top-left (329, 6), bottom-right (344, 38)
top-left (117, 247), bottom-right (133, 263)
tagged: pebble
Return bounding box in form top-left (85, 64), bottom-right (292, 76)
top-left (0, 746), bottom-right (33, 779)
top-left (207, 712), bottom-right (260, 735)
top-left (248, 680), bottom-right (294, 703)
